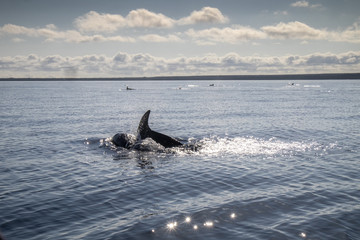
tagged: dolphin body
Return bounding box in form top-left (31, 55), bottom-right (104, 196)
top-left (112, 110), bottom-right (183, 149)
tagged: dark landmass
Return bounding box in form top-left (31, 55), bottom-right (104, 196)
top-left (1, 73), bottom-right (359, 81)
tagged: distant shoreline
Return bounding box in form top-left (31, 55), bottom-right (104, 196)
top-left (1, 73), bottom-right (360, 81)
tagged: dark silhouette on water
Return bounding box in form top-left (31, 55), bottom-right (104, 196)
top-left (137, 110), bottom-right (183, 148)
top-left (112, 110), bottom-right (182, 149)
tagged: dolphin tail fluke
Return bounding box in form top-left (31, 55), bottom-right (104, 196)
top-left (137, 110), bottom-right (183, 148)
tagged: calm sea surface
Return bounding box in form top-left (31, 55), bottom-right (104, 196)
top-left (0, 80), bottom-right (359, 240)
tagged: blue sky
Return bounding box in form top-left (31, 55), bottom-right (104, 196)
top-left (0, 0), bottom-right (359, 78)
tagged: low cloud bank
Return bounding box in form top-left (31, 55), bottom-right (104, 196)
top-left (1, 51), bottom-right (359, 78)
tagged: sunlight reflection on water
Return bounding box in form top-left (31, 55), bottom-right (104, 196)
top-left (189, 136), bottom-right (323, 157)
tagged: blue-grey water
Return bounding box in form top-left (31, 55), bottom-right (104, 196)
top-left (0, 80), bottom-right (359, 240)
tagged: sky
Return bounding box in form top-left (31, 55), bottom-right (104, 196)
top-left (0, 0), bottom-right (359, 78)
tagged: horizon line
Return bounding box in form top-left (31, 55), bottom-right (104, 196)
top-left (1, 73), bottom-right (360, 81)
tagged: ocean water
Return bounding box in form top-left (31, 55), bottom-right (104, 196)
top-left (0, 80), bottom-right (359, 240)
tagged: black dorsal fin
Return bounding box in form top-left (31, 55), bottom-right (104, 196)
top-left (137, 110), bottom-right (183, 148)
top-left (137, 110), bottom-right (151, 139)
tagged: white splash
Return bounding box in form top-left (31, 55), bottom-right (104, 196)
top-left (194, 136), bottom-right (319, 157)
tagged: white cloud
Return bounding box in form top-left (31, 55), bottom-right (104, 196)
top-left (74, 11), bottom-right (126, 33)
top-left (186, 21), bottom-right (360, 44)
top-left (0, 23), bottom-right (135, 43)
top-left (291, 1), bottom-right (309, 7)
top-left (334, 21), bottom-right (360, 43)
top-left (178, 7), bottom-right (228, 25)
top-left (0, 23), bottom-right (177, 43)
top-left (1, 51), bottom-right (359, 78)
top-left (291, 1), bottom-right (321, 8)
top-left (74, 9), bottom-right (174, 33)
top-left (285, 52), bottom-right (360, 71)
top-left (139, 34), bottom-right (182, 42)
top-left (126, 8), bottom-right (175, 28)
top-left (74, 7), bottom-right (227, 33)
top-left (2, 19), bottom-right (360, 44)
top-left (262, 21), bottom-right (360, 43)
top-left (261, 21), bottom-right (326, 39)
top-left (0, 24), bottom-right (38, 36)
top-left (186, 26), bottom-right (266, 44)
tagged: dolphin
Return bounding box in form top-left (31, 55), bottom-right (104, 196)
top-left (112, 132), bottom-right (136, 148)
top-left (112, 110), bottom-right (182, 149)
top-left (137, 110), bottom-right (183, 148)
